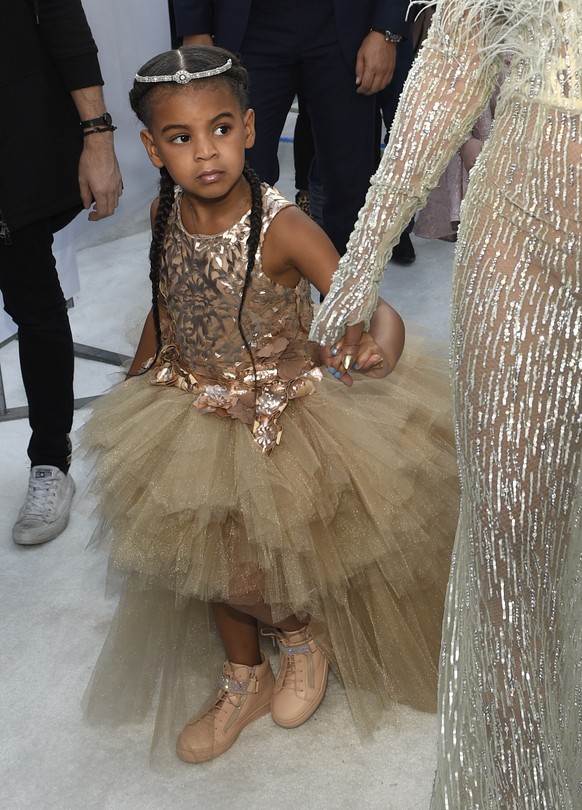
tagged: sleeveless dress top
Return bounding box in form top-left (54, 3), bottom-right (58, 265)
top-left (151, 184), bottom-right (322, 454)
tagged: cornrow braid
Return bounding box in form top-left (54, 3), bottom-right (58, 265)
top-left (238, 164), bottom-right (264, 409)
top-left (149, 167), bottom-right (175, 355)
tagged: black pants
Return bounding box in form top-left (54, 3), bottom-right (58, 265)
top-left (0, 217), bottom-right (74, 472)
top-left (241, 0), bottom-right (377, 255)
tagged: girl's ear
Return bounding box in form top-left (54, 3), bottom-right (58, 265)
top-left (140, 129), bottom-right (164, 169)
top-left (243, 108), bottom-right (256, 150)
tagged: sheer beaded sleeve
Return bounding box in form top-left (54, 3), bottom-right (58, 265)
top-left (309, 5), bottom-right (503, 345)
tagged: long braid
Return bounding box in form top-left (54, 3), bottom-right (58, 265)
top-left (148, 167), bottom-right (175, 355)
top-left (238, 165), bottom-right (263, 408)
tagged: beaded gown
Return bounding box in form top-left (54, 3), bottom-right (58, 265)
top-left (311, 0), bottom-right (582, 807)
top-left (81, 184), bottom-right (458, 759)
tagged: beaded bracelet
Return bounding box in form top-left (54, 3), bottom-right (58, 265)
top-left (82, 125), bottom-right (117, 136)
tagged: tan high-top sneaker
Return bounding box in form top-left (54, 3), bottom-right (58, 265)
top-left (269, 626), bottom-right (329, 729)
top-left (176, 654), bottom-right (274, 762)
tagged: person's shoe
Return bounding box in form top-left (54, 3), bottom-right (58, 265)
top-left (12, 465), bottom-right (75, 545)
top-left (176, 655), bottom-right (274, 763)
top-left (268, 626), bottom-right (329, 728)
top-left (390, 232), bottom-right (416, 264)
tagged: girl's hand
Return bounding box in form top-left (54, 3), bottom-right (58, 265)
top-left (320, 327), bottom-right (388, 385)
top-left (350, 332), bottom-right (387, 378)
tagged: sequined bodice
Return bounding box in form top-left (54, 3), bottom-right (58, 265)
top-left (152, 184), bottom-right (320, 453)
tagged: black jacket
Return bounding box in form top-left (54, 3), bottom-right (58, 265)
top-left (172, 0), bottom-right (411, 68)
top-left (0, 0), bottom-right (103, 235)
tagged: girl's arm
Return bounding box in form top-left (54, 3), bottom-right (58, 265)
top-left (126, 197), bottom-right (162, 378)
top-left (358, 298), bottom-right (405, 377)
top-left (262, 205), bottom-right (403, 385)
top-left (126, 309), bottom-right (157, 378)
top-left (320, 299), bottom-right (404, 385)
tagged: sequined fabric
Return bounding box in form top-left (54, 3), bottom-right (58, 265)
top-left (312, 1), bottom-right (582, 807)
top-left (154, 184), bottom-right (320, 453)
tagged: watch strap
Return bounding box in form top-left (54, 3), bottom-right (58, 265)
top-left (370, 28), bottom-right (403, 44)
top-left (80, 112), bottom-right (113, 129)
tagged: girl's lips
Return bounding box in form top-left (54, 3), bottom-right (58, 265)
top-left (197, 170), bottom-right (224, 183)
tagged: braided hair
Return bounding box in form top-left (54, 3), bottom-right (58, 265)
top-left (129, 46), bottom-right (262, 373)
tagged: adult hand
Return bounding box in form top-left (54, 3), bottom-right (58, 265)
top-left (319, 321), bottom-right (365, 387)
top-left (355, 32), bottom-right (396, 95)
top-left (78, 133), bottom-right (123, 221)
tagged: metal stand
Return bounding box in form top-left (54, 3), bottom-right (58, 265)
top-left (0, 335), bottom-right (131, 422)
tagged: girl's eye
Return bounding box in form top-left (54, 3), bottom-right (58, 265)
top-left (172, 134), bottom-right (190, 144)
top-left (214, 124), bottom-right (230, 136)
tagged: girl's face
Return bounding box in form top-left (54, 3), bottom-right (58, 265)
top-left (140, 81), bottom-right (255, 203)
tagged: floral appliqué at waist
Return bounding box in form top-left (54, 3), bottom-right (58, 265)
top-left (147, 344), bottom-right (323, 454)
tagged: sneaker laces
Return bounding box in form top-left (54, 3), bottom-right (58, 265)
top-left (262, 629), bottom-right (313, 690)
top-left (280, 654), bottom-right (300, 691)
top-left (22, 476), bottom-right (61, 518)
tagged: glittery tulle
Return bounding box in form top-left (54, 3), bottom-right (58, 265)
top-left (80, 346), bottom-right (458, 759)
top-left (80, 183), bottom-right (459, 762)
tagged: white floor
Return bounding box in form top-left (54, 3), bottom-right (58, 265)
top-left (0, 152), bottom-right (456, 809)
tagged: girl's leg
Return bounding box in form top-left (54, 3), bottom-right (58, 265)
top-left (177, 602), bottom-right (273, 764)
top-left (229, 600), bottom-right (329, 729)
top-left (211, 602), bottom-right (261, 666)
top-left (226, 599), bottom-right (304, 632)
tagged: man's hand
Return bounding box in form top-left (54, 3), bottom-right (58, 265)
top-left (71, 86), bottom-right (123, 220)
top-left (355, 31), bottom-right (396, 95)
top-left (183, 34), bottom-right (213, 46)
top-left (78, 134), bottom-right (123, 220)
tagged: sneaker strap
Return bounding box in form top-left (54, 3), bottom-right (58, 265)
top-left (262, 628), bottom-right (317, 658)
top-left (217, 673), bottom-right (260, 695)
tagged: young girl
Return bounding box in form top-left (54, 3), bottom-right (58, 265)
top-left (82, 45), bottom-right (458, 764)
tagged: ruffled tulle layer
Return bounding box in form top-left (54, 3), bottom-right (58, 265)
top-left (80, 348), bottom-right (459, 758)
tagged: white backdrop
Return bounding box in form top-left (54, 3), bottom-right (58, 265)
top-left (0, 0), bottom-right (171, 343)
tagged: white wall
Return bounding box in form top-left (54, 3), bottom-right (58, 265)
top-left (73, 0), bottom-right (173, 247)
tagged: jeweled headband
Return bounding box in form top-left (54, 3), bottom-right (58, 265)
top-left (135, 58), bottom-right (233, 85)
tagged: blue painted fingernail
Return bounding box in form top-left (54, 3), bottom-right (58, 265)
top-left (327, 367), bottom-right (336, 375)
top-left (334, 370), bottom-right (342, 378)
top-left (354, 362), bottom-right (360, 370)
top-left (331, 347), bottom-right (339, 356)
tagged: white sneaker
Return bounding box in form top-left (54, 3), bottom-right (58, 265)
top-left (12, 465), bottom-right (75, 545)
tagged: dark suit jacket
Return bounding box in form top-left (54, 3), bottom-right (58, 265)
top-left (173, 0), bottom-right (411, 67)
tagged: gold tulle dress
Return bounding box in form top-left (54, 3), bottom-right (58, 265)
top-left (81, 184), bottom-right (458, 760)
top-left (311, 1), bottom-right (582, 807)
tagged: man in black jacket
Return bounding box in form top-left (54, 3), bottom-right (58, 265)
top-left (0, 0), bottom-right (122, 545)
top-left (172, 0), bottom-right (410, 255)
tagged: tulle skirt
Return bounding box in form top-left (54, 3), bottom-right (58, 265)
top-left (80, 348), bottom-right (459, 761)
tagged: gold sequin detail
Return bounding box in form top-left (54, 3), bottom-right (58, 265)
top-left (153, 185), bottom-right (319, 454)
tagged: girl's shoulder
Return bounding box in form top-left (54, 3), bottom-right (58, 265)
top-left (261, 183), bottom-right (295, 224)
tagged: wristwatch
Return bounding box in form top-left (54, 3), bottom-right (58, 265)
top-left (80, 112), bottom-right (114, 129)
top-left (370, 28), bottom-right (403, 44)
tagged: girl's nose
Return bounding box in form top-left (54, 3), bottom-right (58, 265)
top-left (194, 136), bottom-right (218, 160)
